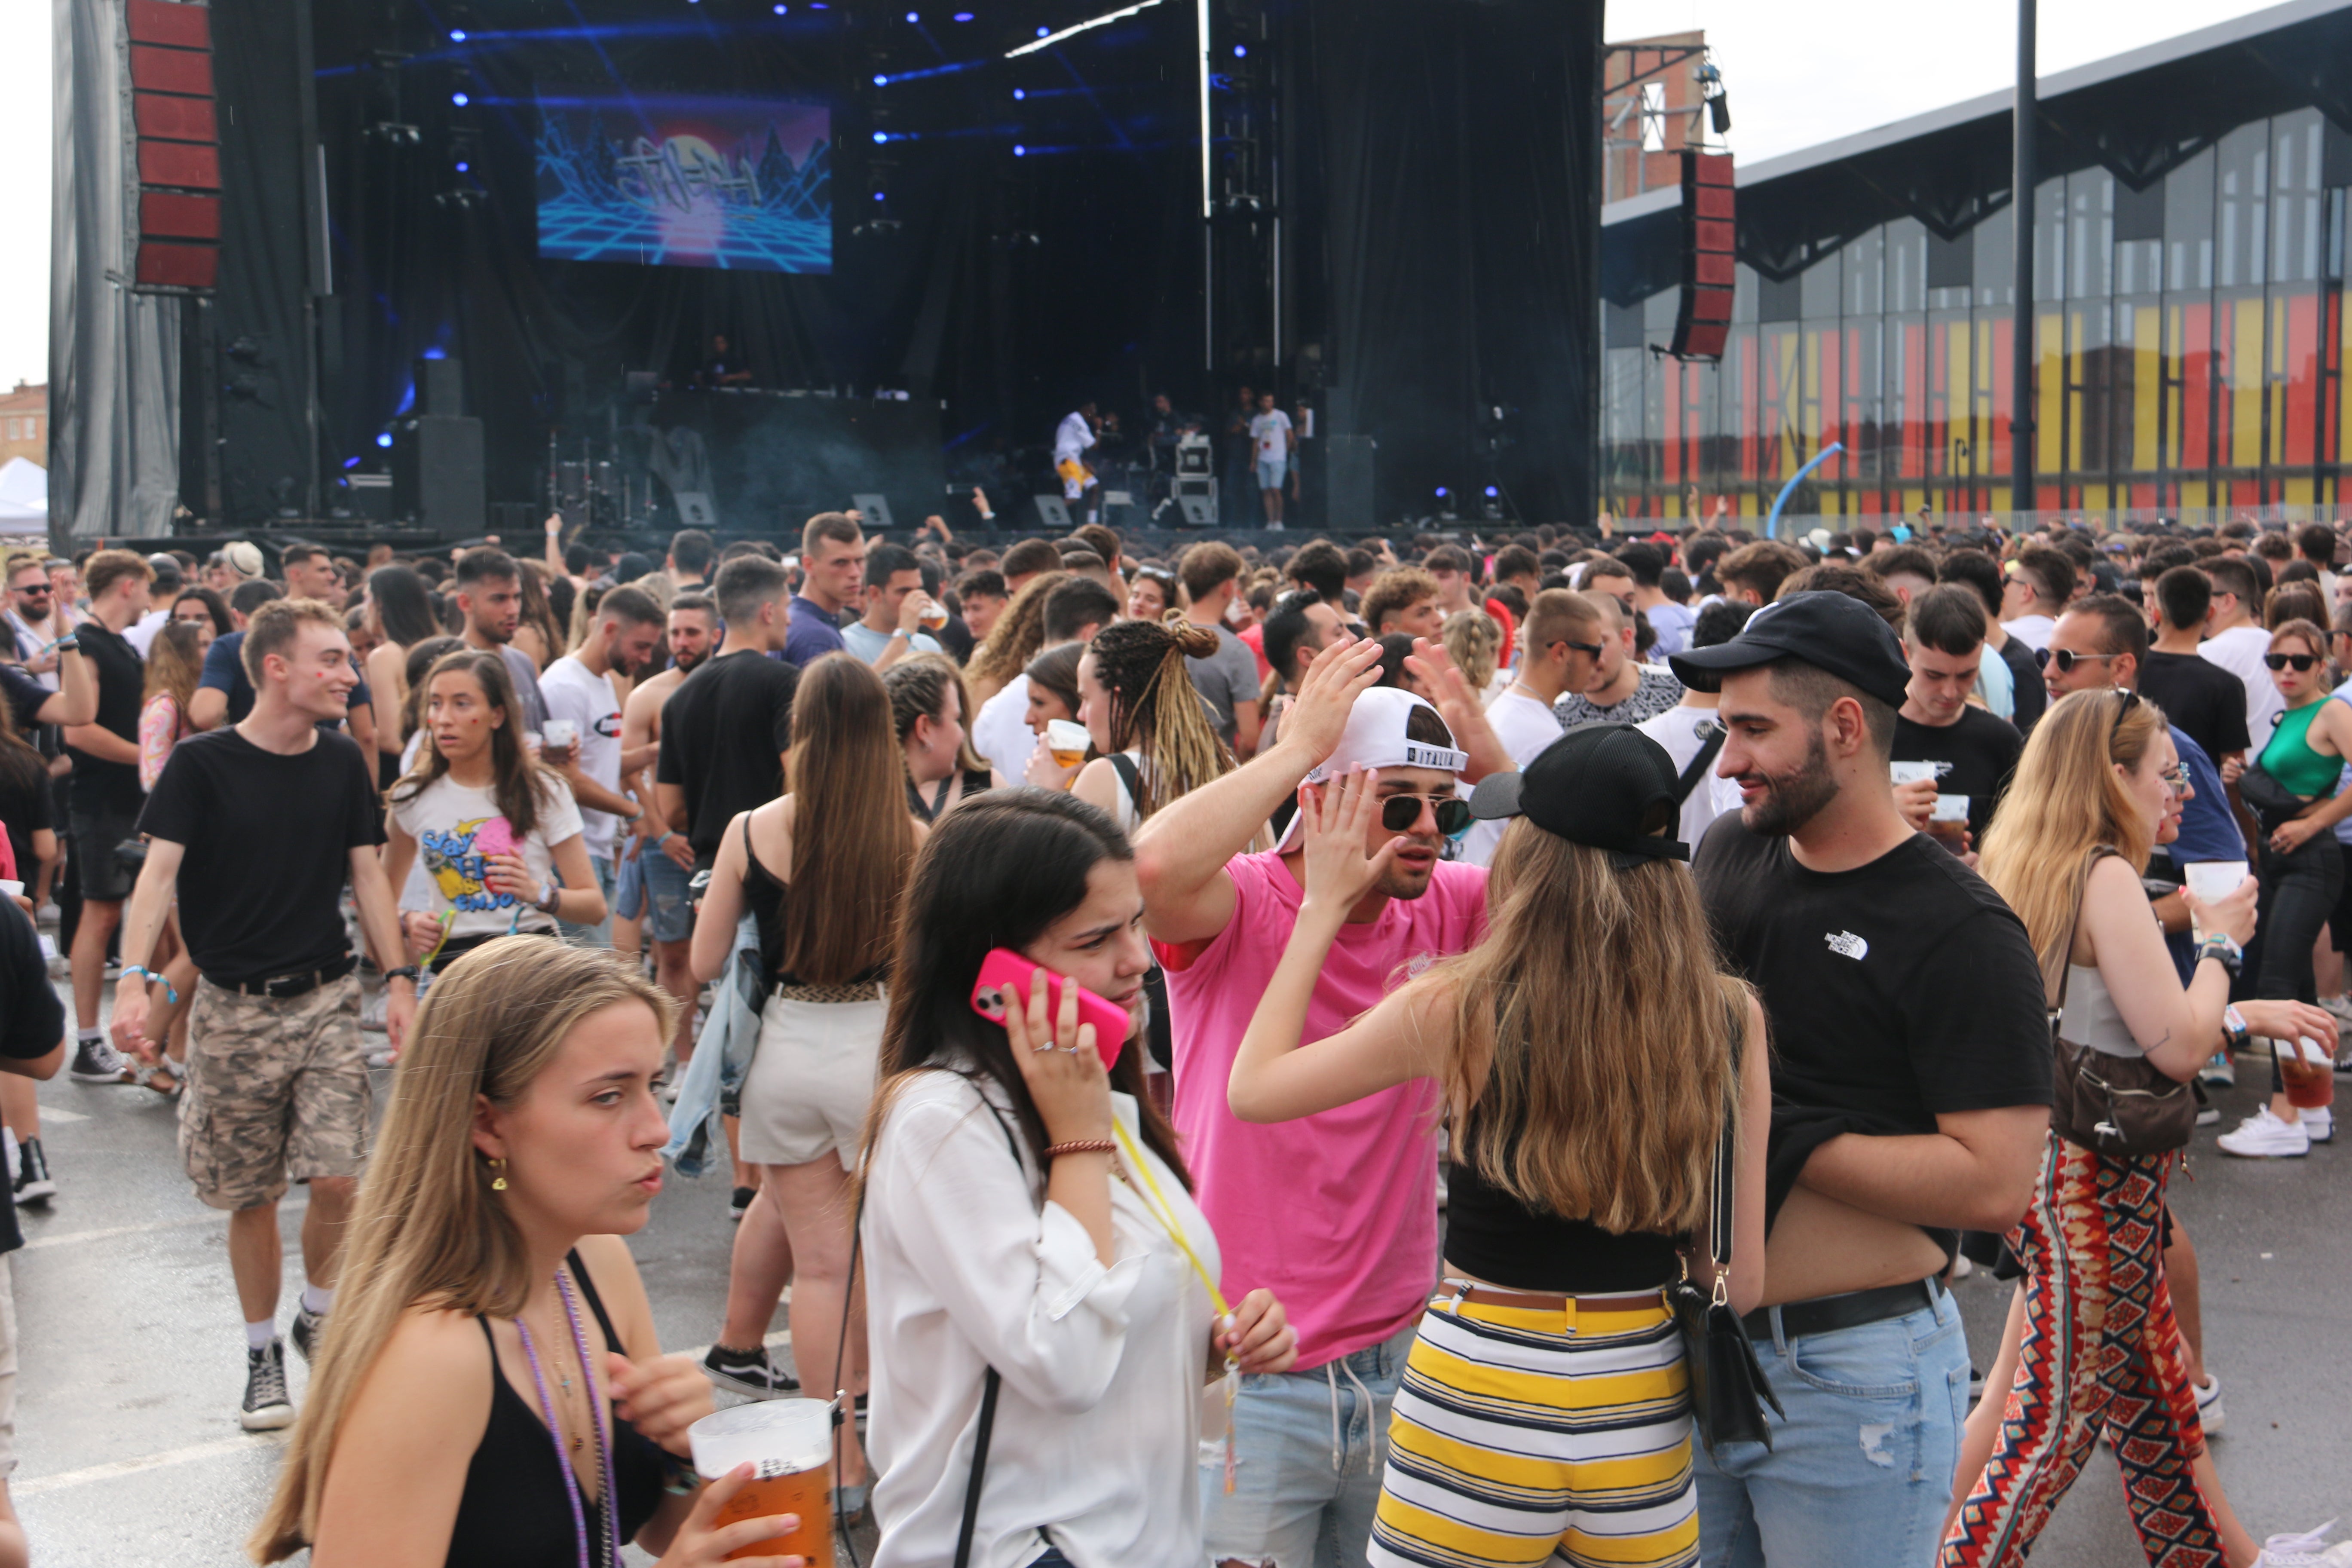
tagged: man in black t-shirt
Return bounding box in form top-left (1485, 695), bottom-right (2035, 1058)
top-left (1890, 584), bottom-right (2024, 850)
top-left (1671, 593), bottom-right (2052, 1568)
top-left (2140, 564), bottom-right (2254, 771)
top-left (0, 895), bottom-right (64, 1516)
top-left (59, 549), bottom-right (152, 1084)
top-left (656, 555), bottom-right (799, 870)
top-left (111, 597), bottom-right (413, 1433)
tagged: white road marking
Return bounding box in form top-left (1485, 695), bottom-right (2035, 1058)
top-left (29, 1105), bottom-right (86, 1124)
top-left (18, 1202), bottom-right (307, 1253)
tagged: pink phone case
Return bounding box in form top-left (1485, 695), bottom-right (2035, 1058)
top-left (971, 949), bottom-right (1129, 1069)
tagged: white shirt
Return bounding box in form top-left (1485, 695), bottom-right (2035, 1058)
top-left (388, 771), bottom-right (584, 941)
top-left (1459, 688), bottom-right (1566, 867)
top-left (1636, 704), bottom-right (1744, 851)
top-left (537, 655), bottom-right (625, 860)
top-left (865, 1072), bottom-right (1218, 1568)
top-left (124, 606), bottom-right (171, 658)
top-left (1054, 411), bottom-right (1097, 464)
top-left (1249, 409), bottom-right (1292, 463)
top-left (973, 674), bottom-right (1037, 781)
top-left (2201, 623), bottom-right (2286, 750)
top-left (6, 609), bottom-right (61, 691)
top-left (2003, 612), bottom-right (2056, 652)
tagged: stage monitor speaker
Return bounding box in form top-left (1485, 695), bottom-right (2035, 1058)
top-left (392, 415), bottom-right (485, 534)
top-left (126, 0), bottom-right (220, 293)
top-left (414, 356), bottom-right (464, 416)
top-left (672, 492), bottom-right (718, 530)
top-left (851, 492), bottom-right (896, 533)
top-left (1176, 495), bottom-right (1218, 528)
top-left (1325, 434), bottom-right (1377, 528)
top-left (1669, 150), bottom-right (1735, 361)
top-left (1032, 495), bottom-right (1072, 530)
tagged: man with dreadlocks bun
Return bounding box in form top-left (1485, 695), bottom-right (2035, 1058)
top-left (1073, 619), bottom-right (1237, 833)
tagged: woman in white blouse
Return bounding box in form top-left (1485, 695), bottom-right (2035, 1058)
top-left (859, 790), bottom-right (1298, 1568)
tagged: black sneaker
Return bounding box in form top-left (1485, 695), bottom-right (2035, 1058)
top-left (701, 1342), bottom-right (800, 1399)
top-left (12, 1137), bottom-right (52, 1205)
top-left (68, 1037), bottom-right (134, 1084)
top-left (242, 1340), bottom-right (296, 1430)
top-left (729, 1186), bottom-right (755, 1222)
top-left (291, 1305), bottom-right (326, 1363)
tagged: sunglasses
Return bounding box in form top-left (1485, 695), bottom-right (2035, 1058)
top-left (2159, 765), bottom-right (2190, 796)
top-left (1378, 792), bottom-right (1474, 838)
top-left (1544, 637), bottom-right (1606, 659)
top-left (9, 582), bottom-right (49, 595)
top-left (2263, 652), bottom-right (2321, 672)
top-left (2034, 647), bottom-right (2118, 673)
top-left (2107, 687), bottom-right (2140, 751)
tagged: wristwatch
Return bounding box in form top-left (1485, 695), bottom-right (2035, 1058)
top-left (536, 882), bottom-right (562, 915)
top-left (2195, 933), bottom-right (2244, 976)
top-left (382, 965), bottom-right (420, 986)
top-left (54, 635), bottom-right (78, 653)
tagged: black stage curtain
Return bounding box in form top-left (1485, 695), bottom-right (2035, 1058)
top-left (1306, 0), bottom-right (1602, 525)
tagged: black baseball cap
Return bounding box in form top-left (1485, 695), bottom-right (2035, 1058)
top-left (1667, 589), bottom-right (1911, 711)
top-left (1467, 723), bottom-right (1689, 870)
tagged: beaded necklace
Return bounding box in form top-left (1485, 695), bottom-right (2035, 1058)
top-left (514, 1267), bottom-right (620, 1568)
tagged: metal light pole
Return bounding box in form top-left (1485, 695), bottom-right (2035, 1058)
top-left (2012, 0), bottom-right (2037, 518)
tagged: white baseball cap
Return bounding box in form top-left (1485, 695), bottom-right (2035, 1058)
top-left (1271, 687), bottom-right (1469, 851)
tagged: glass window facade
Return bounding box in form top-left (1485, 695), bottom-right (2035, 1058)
top-left (1600, 105), bottom-right (2352, 526)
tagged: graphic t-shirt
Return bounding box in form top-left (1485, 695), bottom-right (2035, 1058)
top-left (1161, 850), bottom-right (1489, 1368)
top-left (1891, 705), bottom-right (2024, 845)
top-left (537, 654), bottom-right (625, 860)
top-left (389, 772), bottom-right (584, 941)
top-left (1250, 408), bottom-right (1292, 464)
top-left (1693, 817), bottom-right (2052, 1259)
top-left (1553, 665), bottom-right (1685, 730)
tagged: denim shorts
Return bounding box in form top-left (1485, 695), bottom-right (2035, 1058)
top-left (1694, 1286), bottom-right (1969, 1568)
top-left (1202, 1322), bottom-right (1414, 1568)
top-left (615, 843), bottom-right (695, 944)
top-left (1257, 457), bottom-right (1290, 490)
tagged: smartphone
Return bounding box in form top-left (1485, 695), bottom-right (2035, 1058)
top-left (971, 949), bottom-right (1129, 1070)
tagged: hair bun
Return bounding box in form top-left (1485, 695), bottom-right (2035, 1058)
top-left (1169, 622), bottom-right (1221, 659)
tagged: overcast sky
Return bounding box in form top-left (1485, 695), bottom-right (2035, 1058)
top-left (0, 0), bottom-right (2309, 398)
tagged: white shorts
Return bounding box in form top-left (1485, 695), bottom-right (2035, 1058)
top-left (738, 994), bottom-right (886, 1167)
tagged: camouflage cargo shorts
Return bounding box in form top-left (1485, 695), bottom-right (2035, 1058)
top-left (178, 975), bottom-right (371, 1211)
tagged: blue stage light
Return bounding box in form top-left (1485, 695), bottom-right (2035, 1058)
top-left (1013, 144), bottom-right (1026, 156)
top-left (451, 91), bottom-right (470, 106)
top-left (1484, 485), bottom-right (1498, 497)
top-left (1036, 24), bottom-right (1049, 35)
top-left (772, 3), bottom-right (787, 10)
top-left (454, 160), bottom-right (470, 172)
top-left (1434, 486), bottom-right (1448, 497)
top-left (448, 28), bottom-right (467, 41)
top-left (905, 10), bottom-right (919, 19)
top-left (954, 9), bottom-right (974, 17)
top-left (1012, 87), bottom-right (1025, 100)
top-left (377, 433), bottom-right (394, 448)
top-left (874, 190), bottom-right (886, 201)
top-left (1234, 43), bottom-right (1246, 56)
top-left (872, 129), bottom-right (888, 143)
top-left (873, 73), bottom-right (888, 85)
top-left (343, 456), bottom-right (361, 469)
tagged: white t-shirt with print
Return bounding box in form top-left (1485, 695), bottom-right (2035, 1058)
top-left (390, 771), bottom-right (585, 941)
top-left (1250, 409), bottom-right (1293, 463)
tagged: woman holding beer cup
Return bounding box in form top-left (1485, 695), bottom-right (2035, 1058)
top-left (251, 939), bottom-right (807, 1567)
top-left (859, 791), bottom-right (1298, 1568)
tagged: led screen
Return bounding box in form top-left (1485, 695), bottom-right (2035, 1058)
top-left (536, 94), bottom-right (830, 272)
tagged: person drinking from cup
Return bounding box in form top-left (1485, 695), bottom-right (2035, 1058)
top-left (250, 939), bottom-right (806, 1568)
top-left (859, 791), bottom-right (1298, 1567)
top-left (1227, 726), bottom-right (1771, 1568)
top-left (1945, 689), bottom-right (2341, 1568)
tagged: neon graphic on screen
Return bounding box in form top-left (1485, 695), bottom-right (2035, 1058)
top-left (536, 95), bottom-right (831, 272)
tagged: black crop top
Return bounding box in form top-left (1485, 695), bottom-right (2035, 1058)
top-left (1443, 1143), bottom-right (1687, 1293)
top-left (444, 1250), bottom-right (667, 1568)
top-left (740, 815), bottom-right (888, 986)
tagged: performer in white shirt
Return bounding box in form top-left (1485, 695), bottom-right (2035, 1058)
top-left (1054, 401), bottom-right (1101, 523)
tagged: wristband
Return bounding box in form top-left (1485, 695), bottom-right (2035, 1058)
top-left (55, 636), bottom-right (78, 653)
top-left (657, 831), bottom-right (677, 847)
top-left (2223, 1004), bottom-right (2251, 1050)
top-left (659, 1451), bottom-right (701, 1496)
top-left (1043, 1139), bottom-right (1118, 1158)
top-left (382, 965), bottom-right (420, 985)
top-left (2195, 934), bottom-right (2243, 976)
top-left (536, 882), bottom-right (562, 915)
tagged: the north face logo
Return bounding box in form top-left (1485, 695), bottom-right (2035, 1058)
top-left (1825, 931), bottom-right (1868, 961)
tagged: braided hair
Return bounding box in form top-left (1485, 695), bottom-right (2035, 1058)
top-left (1084, 619), bottom-right (1235, 821)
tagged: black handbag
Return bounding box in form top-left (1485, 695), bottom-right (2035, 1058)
top-left (1668, 1014), bottom-right (1784, 1457)
top-left (2046, 850), bottom-right (2200, 1157)
top-left (2236, 762), bottom-right (2307, 831)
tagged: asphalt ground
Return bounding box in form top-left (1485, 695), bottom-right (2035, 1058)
top-left (11, 987), bottom-right (2348, 1566)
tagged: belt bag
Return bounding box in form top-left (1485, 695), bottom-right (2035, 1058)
top-left (2047, 848), bottom-right (2198, 1156)
top-left (2236, 763), bottom-right (2307, 831)
top-left (1666, 994), bottom-right (1784, 1457)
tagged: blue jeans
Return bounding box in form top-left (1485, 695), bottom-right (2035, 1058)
top-left (1201, 1323), bottom-right (1414, 1568)
top-left (557, 854), bottom-right (616, 949)
top-left (1696, 1288), bottom-right (1969, 1568)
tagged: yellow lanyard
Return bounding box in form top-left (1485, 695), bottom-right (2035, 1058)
top-left (1110, 1118), bottom-right (1230, 1319)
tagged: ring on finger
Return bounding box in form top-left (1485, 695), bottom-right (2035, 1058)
top-left (1030, 1041), bottom-right (1055, 1054)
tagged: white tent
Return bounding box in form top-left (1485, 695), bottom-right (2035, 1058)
top-left (0, 459), bottom-right (46, 523)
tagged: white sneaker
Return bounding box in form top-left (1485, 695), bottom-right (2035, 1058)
top-left (2252, 1519), bottom-right (2352, 1566)
top-left (2323, 996), bottom-right (2352, 1028)
top-left (2198, 1051), bottom-right (2236, 1087)
top-left (2194, 1372), bottom-right (2225, 1438)
top-left (2303, 1106), bottom-right (2334, 1144)
top-left (2197, 1103), bottom-right (2222, 1126)
top-left (2218, 1107), bottom-right (2312, 1158)
top-left (1950, 1251), bottom-right (1975, 1280)
top-left (359, 989), bottom-right (388, 1033)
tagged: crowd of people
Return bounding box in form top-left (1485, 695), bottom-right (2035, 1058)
top-left (2, 505), bottom-right (2350, 1567)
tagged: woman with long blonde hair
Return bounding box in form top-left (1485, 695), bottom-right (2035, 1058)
top-left (1948, 688), bottom-right (2337, 1568)
top-left (964, 569), bottom-right (1071, 707)
top-left (251, 939), bottom-right (800, 1566)
top-left (1228, 726), bottom-right (1770, 1568)
top-left (687, 653), bottom-right (922, 1499)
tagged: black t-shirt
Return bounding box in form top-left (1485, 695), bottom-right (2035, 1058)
top-left (2141, 651), bottom-right (2254, 764)
top-left (66, 624), bottom-right (146, 813)
top-left (137, 728), bottom-right (386, 985)
top-left (0, 900), bottom-right (62, 1252)
top-left (0, 665), bottom-right (47, 733)
top-left (0, 754), bottom-right (52, 884)
top-left (655, 652), bottom-right (799, 866)
top-left (1693, 816), bottom-right (2052, 1261)
top-left (1996, 637), bottom-right (2046, 732)
top-left (1892, 706), bottom-right (2024, 845)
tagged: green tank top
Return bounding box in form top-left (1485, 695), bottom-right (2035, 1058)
top-left (2260, 698), bottom-right (2346, 798)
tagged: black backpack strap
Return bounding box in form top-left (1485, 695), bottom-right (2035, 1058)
top-left (1106, 751), bottom-right (1143, 816)
top-left (1676, 721), bottom-right (1726, 807)
top-left (953, 1093), bottom-right (1031, 1568)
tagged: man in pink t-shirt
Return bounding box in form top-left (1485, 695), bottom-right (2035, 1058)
top-left (1135, 638), bottom-right (1501, 1568)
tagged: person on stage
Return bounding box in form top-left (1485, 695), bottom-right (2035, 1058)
top-left (1055, 401), bottom-right (1102, 525)
top-left (698, 333), bottom-right (753, 389)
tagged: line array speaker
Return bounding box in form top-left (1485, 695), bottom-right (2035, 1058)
top-left (126, 0), bottom-right (220, 293)
top-left (392, 416), bottom-right (486, 534)
top-left (1669, 150), bottom-right (1734, 361)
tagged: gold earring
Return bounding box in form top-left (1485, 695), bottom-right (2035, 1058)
top-left (489, 1157), bottom-right (508, 1192)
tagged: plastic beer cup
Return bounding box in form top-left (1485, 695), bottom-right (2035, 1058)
top-left (2183, 860), bottom-right (2249, 903)
top-left (2282, 1037), bottom-right (2336, 1111)
top-left (1046, 718), bottom-right (1090, 770)
top-left (687, 1398), bottom-right (836, 1563)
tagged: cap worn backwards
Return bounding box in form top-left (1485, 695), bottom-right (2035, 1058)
top-left (1273, 687), bottom-right (1469, 852)
top-left (1467, 723), bottom-right (1690, 870)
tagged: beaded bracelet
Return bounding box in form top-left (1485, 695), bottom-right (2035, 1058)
top-left (1043, 1139), bottom-right (1118, 1158)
